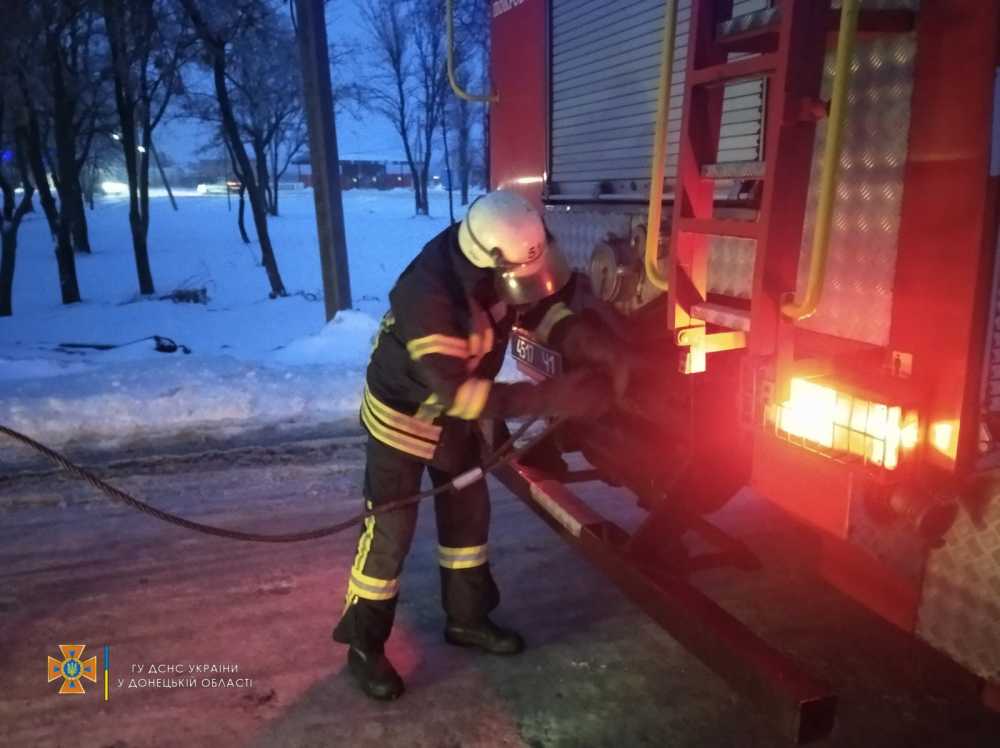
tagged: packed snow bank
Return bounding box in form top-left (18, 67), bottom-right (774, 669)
top-left (0, 311), bottom-right (380, 459)
top-left (271, 310), bottom-right (379, 367)
top-left (0, 357), bottom-right (362, 450)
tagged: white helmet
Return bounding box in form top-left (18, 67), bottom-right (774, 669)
top-left (457, 190), bottom-right (571, 305)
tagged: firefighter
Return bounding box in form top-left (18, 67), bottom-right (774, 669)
top-left (333, 189), bottom-right (620, 700)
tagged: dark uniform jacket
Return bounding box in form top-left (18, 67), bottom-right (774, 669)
top-left (361, 224), bottom-right (573, 471)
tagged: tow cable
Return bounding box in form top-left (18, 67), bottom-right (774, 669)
top-left (0, 417), bottom-right (560, 543)
top-left (56, 335), bottom-right (192, 355)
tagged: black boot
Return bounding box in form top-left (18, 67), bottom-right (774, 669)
top-left (347, 647), bottom-right (404, 701)
top-left (444, 617), bottom-right (524, 655)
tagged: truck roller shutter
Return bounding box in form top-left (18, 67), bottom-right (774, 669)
top-left (549, 0), bottom-right (768, 199)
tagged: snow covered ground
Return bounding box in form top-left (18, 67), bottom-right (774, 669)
top-left (0, 188), bottom-right (486, 458)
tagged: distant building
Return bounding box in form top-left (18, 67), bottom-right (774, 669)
top-left (292, 154), bottom-right (413, 191)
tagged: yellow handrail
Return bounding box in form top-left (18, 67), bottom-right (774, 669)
top-left (447, 0), bottom-right (498, 103)
top-left (781, 0), bottom-right (861, 320)
top-left (643, 0), bottom-right (678, 291)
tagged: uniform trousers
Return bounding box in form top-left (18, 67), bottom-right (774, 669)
top-left (333, 435), bottom-right (500, 652)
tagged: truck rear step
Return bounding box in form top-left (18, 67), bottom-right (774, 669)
top-left (494, 458), bottom-right (837, 744)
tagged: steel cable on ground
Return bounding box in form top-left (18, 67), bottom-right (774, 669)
top-left (0, 418), bottom-right (560, 543)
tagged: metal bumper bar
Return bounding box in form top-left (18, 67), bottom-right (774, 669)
top-left (494, 461), bottom-right (837, 744)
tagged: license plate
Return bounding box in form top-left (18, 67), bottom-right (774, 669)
top-left (511, 331), bottom-right (562, 379)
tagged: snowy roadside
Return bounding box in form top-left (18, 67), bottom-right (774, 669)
top-left (0, 189), bottom-right (490, 465)
top-left (0, 311), bottom-right (378, 466)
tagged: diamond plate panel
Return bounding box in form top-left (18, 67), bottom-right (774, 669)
top-left (848, 489), bottom-right (928, 588)
top-left (544, 208), bottom-right (635, 272)
top-left (545, 207), bottom-right (755, 301)
top-left (917, 487), bottom-right (1000, 681)
top-left (708, 236), bottom-right (756, 299)
top-left (794, 35), bottom-right (917, 345)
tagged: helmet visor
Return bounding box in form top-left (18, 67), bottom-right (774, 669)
top-left (494, 242), bottom-right (572, 305)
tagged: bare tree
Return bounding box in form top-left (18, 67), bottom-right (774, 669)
top-left (11, 3), bottom-right (99, 304)
top-left (264, 37), bottom-right (361, 218)
top-left (267, 112), bottom-right (306, 216)
top-left (40, 1), bottom-right (113, 258)
top-left (0, 97), bottom-right (20, 221)
top-left (360, 0), bottom-right (449, 216)
top-left (411, 0), bottom-right (450, 214)
top-left (80, 133), bottom-right (119, 210)
top-left (0, 122), bottom-right (36, 317)
top-left (17, 81), bottom-right (61, 243)
top-left (444, 41), bottom-right (474, 204)
top-left (223, 16), bottom-right (302, 219)
top-left (453, 0), bottom-right (490, 193)
top-left (179, 0), bottom-right (286, 297)
top-left (0, 22), bottom-right (39, 316)
top-left (103, 0), bottom-right (192, 296)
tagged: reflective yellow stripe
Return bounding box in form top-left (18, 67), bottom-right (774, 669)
top-left (407, 334), bottom-right (469, 360)
top-left (533, 302), bottom-right (574, 344)
top-left (361, 401), bottom-right (436, 460)
top-left (364, 387), bottom-right (442, 440)
top-left (368, 312), bottom-right (396, 362)
top-left (439, 544), bottom-right (487, 557)
top-left (438, 544), bottom-right (488, 570)
top-left (344, 502), bottom-right (377, 611)
top-left (348, 569), bottom-right (400, 600)
top-left (351, 568), bottom-right (400, 589)
top-left (446, 378), bottom-right (492, 420)
top-left (348, 580), bottom-right (399, 601)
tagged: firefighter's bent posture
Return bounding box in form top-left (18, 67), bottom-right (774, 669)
top-left (333, 190), bottom-right (614, 700)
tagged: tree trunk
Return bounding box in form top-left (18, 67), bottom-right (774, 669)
top-left (237, 184), bottom-right (251, 244)
top-left (180, 0), bottom-right (286, 296)
top-left (459, 131), bottom-right (470, 205)
top-left (71, 187), bottom-right (91, 253)
top-left (85, 168), bottom-right (95, 210)
top-left (212, 59), bottom-right (284, 294)
top-left (411, 169), bottom-right (422, 214)
top-left (0, 174), bottom-right (14, 221)
top-left (418, 156), bottom-right (431, 215)
top-left (456, 97), bottom-right (471, 205)
top-left (270, 138), bottom-right (280, 217)
top-left (0, 229), bottom-right (15, 317)
top-left (140, 134), bottom-right (151, 238)
top-left (0, 220), bottom-right (22, 316)
top-left (0, 98), bottom-right (11, 220)
top-left (254, 139), bottom-right (274, 217)
top-left (1, 141), bottom-right (37, 317)
top-left (104, 0), bottom-right (155, 295)
top-left (20, 104), bottom-right (59, 237)
top-left (48, 35), bottom-right (82, 304)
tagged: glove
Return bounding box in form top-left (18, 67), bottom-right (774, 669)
top-left (550, 315), bottom-right (630, 400)
top-left (482, 368), bottom-right (614, 420)
top-left (537, 368), bottom-right (616, 419)
top-left (551, 317), bottom-right (618, 367)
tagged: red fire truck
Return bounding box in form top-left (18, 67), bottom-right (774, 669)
top-left (452, 0), bottom-right (1000, 742)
